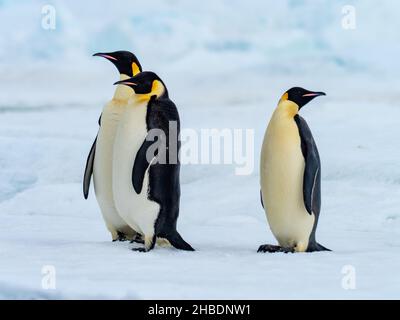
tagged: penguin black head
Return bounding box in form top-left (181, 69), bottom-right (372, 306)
top-left (114, 71), bottom-right (168, 99)
top-left (93, 51), bottom-right (142, 77)
top-left (282, 87), bottom-right (326, 109)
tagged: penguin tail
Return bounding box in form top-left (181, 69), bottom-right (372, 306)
top-left (166, 230), bottom-right (195, 251)
top-left (316, 243), bottom-right (331, 251)
top-left (307, 242), bottom-right (331, 252)
top-left (83, 188), bottom-right (89, 200)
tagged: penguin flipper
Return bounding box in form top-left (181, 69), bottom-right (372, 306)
top-left (132, 136), bottom-right (162, 194)
top-left (83, 136), bottom-right (97, 199)
top-left (83, 115), bottom-right (101, 199)
top-left (260, 190), bottom-right (264, 208)
top-left (294, 115), bottom-right (321, 216)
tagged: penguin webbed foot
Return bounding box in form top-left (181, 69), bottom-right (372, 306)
top-left (131, 235), bottom-right (155, 253)
top-left (257, 244), bottom-right (294, 254)
top-left (130, 234), bottom-right (144, 244)
top-left (113, 232), bottom-right (128, 242)
top-left (131, 247), bottom-right (147, 253)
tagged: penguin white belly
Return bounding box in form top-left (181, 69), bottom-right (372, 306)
top-left (93, 101), bottom-right (135, 238)
top-left (260, 117), bottom-right (315, 251)
top-left (112, 101), bottom-right (160, 237)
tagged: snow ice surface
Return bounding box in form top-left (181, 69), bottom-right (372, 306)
top-left (0, 0), bottom-right (399, 299)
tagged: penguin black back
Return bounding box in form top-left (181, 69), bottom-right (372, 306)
top-left (144, 93), bottom-right (193, 251)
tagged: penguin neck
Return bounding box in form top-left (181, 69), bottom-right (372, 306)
top-left (129, 94), bottom-right (154, 105)
top-left (113, 74), bottom-right (133, 101)
top-left (275, 100), bottom-right (299, 120)
top-left (128, 81), bottom-right (167, 105)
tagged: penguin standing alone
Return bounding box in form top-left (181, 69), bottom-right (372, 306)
top-left (259, 87), bottom-right (330, 253)
top-left (112, 71), bottom-right (194, 252)
top-left (83, 51), bottom-right (142, 242)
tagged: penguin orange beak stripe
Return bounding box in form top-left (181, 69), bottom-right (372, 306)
top-left (93, 53), bottom-right (118, 61)
top-left (302, 92), bottom-right (326, 97)
top-left (113, 81), bottom-right (137, 86)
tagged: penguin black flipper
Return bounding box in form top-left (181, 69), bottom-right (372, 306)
top-left (83, 114), bottom-right (101, 199)
top-left (260, 190), bottom-right (264, 208)
top-left (83, 136), bottom-right (97, 199)
top-left (294, 114), bottom-right (320, 216)
top-left (294, 114), bottom-right (330, 252)
top-left (132, 138), bottom-right (157, 194)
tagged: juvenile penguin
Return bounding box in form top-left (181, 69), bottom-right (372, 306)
top-left (258, 87), bottom-right (330, 253)
top-left (112, 72), bottom-right (194, 252)
top-left (83, 51), bottom-right (142, 242)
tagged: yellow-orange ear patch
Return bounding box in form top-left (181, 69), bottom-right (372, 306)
top-left (132, 62), bottom-right (140, 76)
top-left (151, 80), bottom-right (164, 97)
top-left (134, 79), bottom-right (165, 103)
top-left (280, 92), bottom-right (289, 102)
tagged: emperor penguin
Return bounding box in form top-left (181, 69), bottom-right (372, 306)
top-left (83, 51), bottom-right (143, 242)
top-left (112, 71), bottom-right (195, 252)
top-left (258, 87), bottom-right (330, 253)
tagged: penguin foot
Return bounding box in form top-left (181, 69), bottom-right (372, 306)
top-left (112, 232), bottom-right (128, 242)
top-left (132, 247), bottom-right (147, 253)
top-left (131, 235), bottom-right (156, 252)
top-left (257, 244), bottom-right (294, 254)
top-left (130, 234), bottom-right (144, 244)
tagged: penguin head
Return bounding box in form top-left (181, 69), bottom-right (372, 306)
top-left (281, 87), bottom-right (326, 109)
top-left (114, 71), bottom-right (167, 100)
top-left (93, 51), bottom-right (142, 77)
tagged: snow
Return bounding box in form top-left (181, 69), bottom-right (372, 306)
top-left (1, 0), bottom-right (400, 299)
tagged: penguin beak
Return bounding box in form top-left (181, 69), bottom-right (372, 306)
top-left (113, 80), bottom-right (137, 87)
top-left (93, 52), bottom-right (118, 61)
top-left (302, 92), bottom-right (326, 98)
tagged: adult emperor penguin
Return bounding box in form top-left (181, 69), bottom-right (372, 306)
top-left (83, 51), bottom-right (143, 242)
top-left (258, 87), bottom-right (330, 253)
top-left (112, 71), bottom-right (194, 252)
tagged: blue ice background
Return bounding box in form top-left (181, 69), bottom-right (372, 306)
top-left (0, 0), bottom-right (397, 76)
